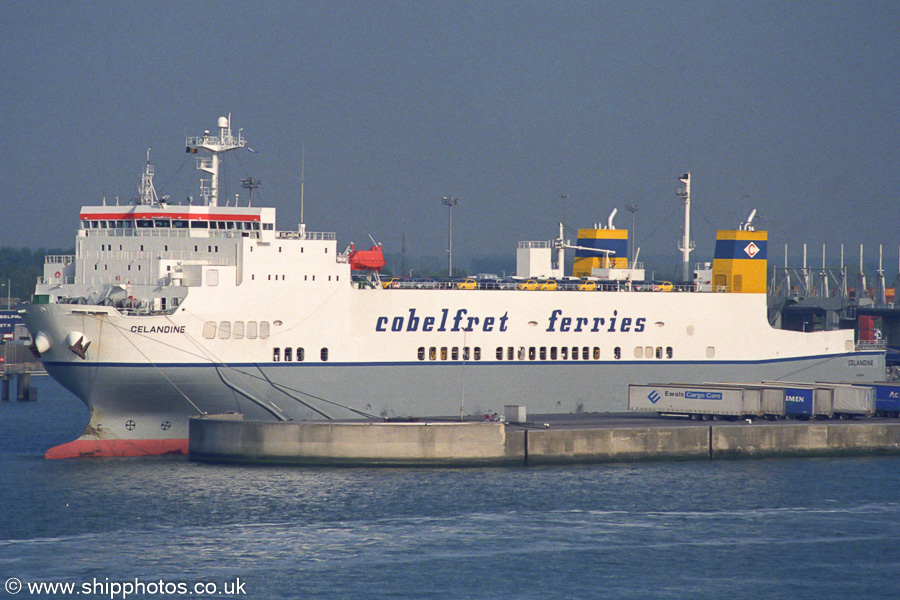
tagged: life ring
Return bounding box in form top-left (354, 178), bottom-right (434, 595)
top-left (55, 271), bottom-right (61, 278)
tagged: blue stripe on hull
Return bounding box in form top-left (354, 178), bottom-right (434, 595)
top-left (42, 351), bottom-right (886, 370)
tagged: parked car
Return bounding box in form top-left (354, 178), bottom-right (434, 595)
top-left (654, 281), bottom-right (674, 292)
top-left (410, 277), bottom-right (437, 289)
top-left (538, 279), bottom-right (558, 291)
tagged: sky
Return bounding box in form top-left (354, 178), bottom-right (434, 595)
top-left (2, 0), bottom-right (899, 277)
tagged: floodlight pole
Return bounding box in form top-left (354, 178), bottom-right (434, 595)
top-left (626, 203), bottom-right (639, 266)
top-left (442, 196), bottom-right (459, 276)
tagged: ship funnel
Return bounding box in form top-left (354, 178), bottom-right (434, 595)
top-left (607, 208), bottom-right (618, 230)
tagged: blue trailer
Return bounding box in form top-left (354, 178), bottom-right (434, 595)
top-left (862, 383), bottom-right (900, 417)
top-left (783, 387), bottom-right (815, 419)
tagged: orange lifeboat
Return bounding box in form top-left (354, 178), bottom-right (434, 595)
top-left (348, 244), bottom-right (386, 271)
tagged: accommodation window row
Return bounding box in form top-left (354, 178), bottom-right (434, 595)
top-left (247, 274), bottom-right (340, 282)
top-left (414, 345), bottom-right (675, 361)
top-left (634, 346), bottom-right (674, 359)
top-left (494, 346), bottom-right (604, 361)
top-left (83, 219), bottom-right (263, 230)
top-left (273, 347), bottom-right (328, 362)
top-left (202, 321), bottom-right (271, 340)
top-left (417, 347), bottom-right (482, 361)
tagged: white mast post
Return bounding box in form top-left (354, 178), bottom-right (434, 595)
top-left (187, 114), bottom-right (246, 207)
top-left (676, 173), bottom-right (694, 282)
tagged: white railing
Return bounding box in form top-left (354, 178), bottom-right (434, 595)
top-left (82, 228), bottom-right (256, 239)
top-left (277, 231), bottom-right (336, 240)
top-left (45, 255), bottom-right (75, 265)
top-left (857, 340), bottom-right (886, 351)
top-left (518, 241), bottom-right (552, 249)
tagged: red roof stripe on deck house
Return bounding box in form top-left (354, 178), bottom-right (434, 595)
top-left (80, 212), bottom-right (262, 221)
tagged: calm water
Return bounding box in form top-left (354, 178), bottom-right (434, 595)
top-left (1, 377), bottom-right (899, 599)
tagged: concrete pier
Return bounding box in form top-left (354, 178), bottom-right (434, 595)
top-left (1, 371), bottom-right (38, 402)
top-left (189, 414), bottom-right (900, 466)
top-left (189, 415), bottom-right (520, 466)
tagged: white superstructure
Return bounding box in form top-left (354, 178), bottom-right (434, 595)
top-left (21, 117), bottom-right (886, 458)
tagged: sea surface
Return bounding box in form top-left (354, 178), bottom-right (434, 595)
top-left (1, 377), bottom-right (899, 600)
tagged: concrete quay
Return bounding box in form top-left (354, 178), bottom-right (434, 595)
top-left (188, 413), bottom-right (900, 466)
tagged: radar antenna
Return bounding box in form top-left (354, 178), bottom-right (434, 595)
top-left (240, 177), bottom-right (261, 206)
top-left (185, 114), bottom-right (246, 206)
top-left (136, 148), bottom-right (160, 206)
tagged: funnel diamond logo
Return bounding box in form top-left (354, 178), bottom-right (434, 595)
top-left (743, 242), bottom-right (760, 258)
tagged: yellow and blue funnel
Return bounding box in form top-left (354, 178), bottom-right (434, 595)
top-left (573, 228), bottom-right (629, 276)
top-left (711, 230), bottom-right (767, 293)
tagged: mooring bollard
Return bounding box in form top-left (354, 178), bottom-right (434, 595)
top-left (16, 373), bottom-right (31, 401)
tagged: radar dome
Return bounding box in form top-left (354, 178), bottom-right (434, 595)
top-left (218, 116), bottom-right (229, 128)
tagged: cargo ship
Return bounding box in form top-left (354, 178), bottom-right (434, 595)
top-left (21, 116), bottom-right (886, 458)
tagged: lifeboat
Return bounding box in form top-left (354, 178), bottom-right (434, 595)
top-left (348, 244), bottom-right (386, 271)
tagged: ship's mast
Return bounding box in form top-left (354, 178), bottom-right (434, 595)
top-left (186, 115), bottom-right (246, 207)
top-left (299, 145), bottom-right (306, 237)
top-left (136, 148), bottom-right (160, 206)
top-left (676, 172), bottom-right (694, 282)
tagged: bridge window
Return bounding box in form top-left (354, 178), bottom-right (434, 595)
top-left (614, 347), bottom-right (621, 360)
top-left (203, 322), bottom-right (216, 339)
top-left (297, 348), bottom-right (305, 361)
top-left (218, 322), bottom-right (231, 339)
top-left (273, 348), bottom-right (280, 362)
top-left (284, 347), bottom-right (292, 361)
top-left (320, 348), bottom-right (329, 361)
top-left (232, 321), bottom-right (244, 339)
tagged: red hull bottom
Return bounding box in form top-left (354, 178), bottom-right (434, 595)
top-left (45, 438), bottom-right (189, 459)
